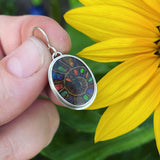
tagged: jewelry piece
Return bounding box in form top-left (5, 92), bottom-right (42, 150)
top-left (32, 27), bottom-right (97, 110)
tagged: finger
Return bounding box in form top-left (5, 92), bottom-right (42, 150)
top-left (0, 15), bottom-right (71, 56)
top-left (0, 99), bottom-right (59, 160)
top-left (0, 15), bottom-right (71, 109)
top-left (0, 37), bottom-right (51, 125)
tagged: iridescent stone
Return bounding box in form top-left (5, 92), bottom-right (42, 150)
top-left (48, 55), bottom-right (97, 109)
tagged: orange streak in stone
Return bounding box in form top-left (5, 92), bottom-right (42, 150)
top-left (69, 58), bottom-right (73, 66)
top-left (66, 78), bottom-right (71, 82)
top-left (74, 69), bottom-right (78, 75)
top-left (86, 72), bottom-right (89, 78)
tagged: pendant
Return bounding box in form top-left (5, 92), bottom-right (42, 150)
top-left (32, 27), bottom-right (97, 110)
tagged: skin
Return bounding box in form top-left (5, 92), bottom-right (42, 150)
top-left (0, 15), bottom-right (71, 160)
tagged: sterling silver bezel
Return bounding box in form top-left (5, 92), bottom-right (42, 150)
top-left (48, 55), bottom-right (97, 110)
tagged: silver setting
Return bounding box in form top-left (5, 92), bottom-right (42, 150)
top-left (32, 27), bottom-right (62, 58)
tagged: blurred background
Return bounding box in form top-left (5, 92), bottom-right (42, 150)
top-left (1, 0), bottom-right (160, 160)
top-left (0, 0), bottom-right (68, 23)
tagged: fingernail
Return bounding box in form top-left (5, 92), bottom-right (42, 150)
top-left (6, 37), bottom-right (44, 78)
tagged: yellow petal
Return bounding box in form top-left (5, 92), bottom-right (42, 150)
top-left (64, 5), bottom-right (159, 41)
top-left (79, 0), bottom-right (160, 25)
top-left (143, 0), bottom-right (160, 16)
top-left (95, 70), bottom-right (160, 142)
top-left (78, 38), bottom-right (157, 62)
top-left (88, 55), bottom-right (159, 110)
top-left (80, 0), bottom-right (143, 6)
top-left (154, 104), bottom-right (160, 154)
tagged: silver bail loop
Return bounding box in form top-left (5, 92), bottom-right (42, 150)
top-left (32, 27), bottom-right (62, 59)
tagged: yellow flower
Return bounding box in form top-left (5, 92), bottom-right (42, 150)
top-left (64, 0), bottom-right (160, 153)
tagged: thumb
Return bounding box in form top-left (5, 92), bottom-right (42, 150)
top-left (0, 37), bottom-right (51, 125)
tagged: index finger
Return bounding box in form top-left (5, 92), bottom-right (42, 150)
top-left (0, 15), bottom-right (71, 56)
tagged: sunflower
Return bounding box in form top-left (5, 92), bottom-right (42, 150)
top-left (64, 0), bottom-right (160, 153)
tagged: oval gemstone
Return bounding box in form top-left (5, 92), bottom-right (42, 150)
top-left (48, 55), bottom-right (97, 110)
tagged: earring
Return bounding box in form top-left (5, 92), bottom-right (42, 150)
top-left (32, 27), bottom-right (97, 110)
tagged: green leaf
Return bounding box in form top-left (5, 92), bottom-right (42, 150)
top-left (69, 0), bottom-right (83, 8)
top-left (66, 24), bottom-right (95, 55)
top-left (31, 154), bottom-right (50, 160)
top-left (107, 140), bottom-right (159, 160)
top-left (58, 106), bottom-right (101, 133)
top-left (49, 0), bottom-right (61, 23)
top-left (42, 123), bottom-right (155, 160)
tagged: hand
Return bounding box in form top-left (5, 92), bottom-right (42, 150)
top-left (0, 15), bottom-right (71, 160)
